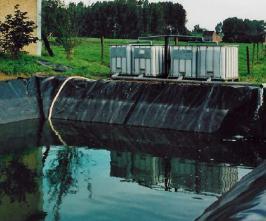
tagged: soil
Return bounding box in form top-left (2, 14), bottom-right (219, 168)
top-left (0, 73), bottom-right (27, 81)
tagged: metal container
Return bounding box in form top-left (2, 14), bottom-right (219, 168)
top-left (110, 45), bottom-right (132, 75)
top-left (170, 45), bottom-right (239, 80)
top-left (132, 46), bottom-right (164, 77)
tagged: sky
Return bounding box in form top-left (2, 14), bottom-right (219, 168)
top-left (64, 0), bottom-right (266, 31)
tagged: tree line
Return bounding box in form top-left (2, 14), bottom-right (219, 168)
top-left (42, 0), bottom-right (187, 39)
top-left (221, 18), bottom-right (265, 43)
top-left (216, 18), bottom-right (265, 43)
top-left (43, 0), bottom-right (265, 43)
top-left (192, 18), bottom-right (265, 43)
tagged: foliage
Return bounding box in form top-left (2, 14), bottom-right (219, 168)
top-left (42, 0), bottom-right (82, 59)
top-left (215, 22), bottom-right (222, 34)
top-left (42, 0), bottom-right (66, 57)
top-left (0, 157), bottom-right (38, 204)
top-left (45, 147), bottom-right (91, 221)
top-left (42, 0), bottom-right (187, 39)
top-left (0, 5), bottom-right (38, 59)
top-left (57, 5), bottom-right (82, 59)
top-left (218, 17), bottom-right (265, 43)
top-left (192, 25), bottom-right (208, 35)
top-left (42, 0), bottom-right (64, 36)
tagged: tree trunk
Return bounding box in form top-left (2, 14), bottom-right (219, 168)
top-left (42, 33), bottom-right (54, 57)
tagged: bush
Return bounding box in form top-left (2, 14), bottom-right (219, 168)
top-left (0, 5), bottom-right (38, 59)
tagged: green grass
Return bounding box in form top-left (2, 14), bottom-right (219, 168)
top-left (237, 43), bottom-right (266, 83)
top-left (41, 38), bottom-right (130, 79)
top-left (0, 53), bottom-right (51, 76)
top-left (0, 38), bottom-right (265, 82)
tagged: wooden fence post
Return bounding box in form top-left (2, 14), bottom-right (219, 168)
top-left (246, 46), bottom-right (250, 75)
top-left (256, 42), bottom-right (259, 61)
top-left (100, 36), bottom-right (104, 64)
top-left (252, 43), bottom-right (255, 69)
top-left (174, 37), bottom-right (178, 45)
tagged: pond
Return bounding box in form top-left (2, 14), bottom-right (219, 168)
top-left (0, 120), bottom-right (264, 221)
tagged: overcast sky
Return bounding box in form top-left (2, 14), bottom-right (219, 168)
top-left (64, 0), bottom-right (266, 30)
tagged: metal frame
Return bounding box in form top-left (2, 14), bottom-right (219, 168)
top-left (111, 73), bottom-right (262, 87)
top-left (138, 35), bottom-right (205, 78)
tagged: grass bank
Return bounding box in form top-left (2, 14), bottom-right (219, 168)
top-left (0, 38), bottom-right (265, 82)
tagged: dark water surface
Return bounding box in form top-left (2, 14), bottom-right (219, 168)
top-left (0, 120), bottom-right (265, 221)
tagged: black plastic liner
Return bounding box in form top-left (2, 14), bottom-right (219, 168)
top-left (196, 161), bottom-right (266, 221)
top-left (0, 78), bottom-right (40, 124)
top-left (263, 88), bottom-right (266, 138)
top-left (39, 77), bottom-right (265, 137)
top-left (0, 76), bottom-right (265, 138)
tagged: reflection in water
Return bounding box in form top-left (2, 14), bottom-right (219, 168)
top-left (0, 159), bottom-right (37, 203)
top-left (0, 145), bottom-right (253, 221)
top-left (0, 149), bottom-right (43, 221)
top-left (171, 159), bottom-right (238, 195)
top-left (44, 146), bottom-right (91, 221)
top-left (110, 152), bottom-right (238, 195)
top-left (0, 120), bottom-right (262, 221)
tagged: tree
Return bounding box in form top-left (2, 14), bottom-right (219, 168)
top-left (56, 5), bottom-right (82, 60)
top-left (221, 17), bottom-right (266, 42)
top-left (42, 0), bottom-right (64, 56)
top-left (41, 0), bottom-right (188, 45)
top-left (161, 2), bottom-right (187, 34)
top-left (193, 25), bottom-right (203, 34)
top-left (215, 22), bottom-right (222, 34)
top-left (149, 3), bottom-right (164, 35)
top-left (0, 5), bottom-right (38, 59)
top-left (61, 0), bottom-right (187, 38)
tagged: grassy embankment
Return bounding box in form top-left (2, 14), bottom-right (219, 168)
top-left (0, 38), bottom-right (265, 82)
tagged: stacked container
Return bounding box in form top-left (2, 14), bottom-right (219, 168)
top-left (110, 44), bottom-right (239, 81)
top-left (169, 45), bottom-right (238, 80)
top-left (110, 45), bottom-right (132, 75)
top-left (131, 46), bottom-right (164, 77)
top-left (169, 46), bottom-right (197, 78)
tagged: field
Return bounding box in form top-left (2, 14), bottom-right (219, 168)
top-left (0, 38), bottom-right (265, 82)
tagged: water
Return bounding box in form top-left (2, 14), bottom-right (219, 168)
top-left (0, 120), bottom-right (264, 221)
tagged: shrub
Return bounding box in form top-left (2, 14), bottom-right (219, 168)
top-left (0, 5), bottom-right (38, 59)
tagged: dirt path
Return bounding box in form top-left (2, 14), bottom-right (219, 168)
top-left (0, 73), bottom-right (27, 81)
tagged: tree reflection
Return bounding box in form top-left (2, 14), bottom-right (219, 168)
top-left (0, 156), bottom-right (38, 204)
top-left (45, 146), bottom-right (90, 221)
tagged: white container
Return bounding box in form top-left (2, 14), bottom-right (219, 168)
top-left (170, 46), bottom-right (239, 80)
top-left (132, 46), bottom-right (164, 77)
top-left (169, 46), bottom-right (197, 78)
top-left (110, 45), bottom-right (132, 75)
